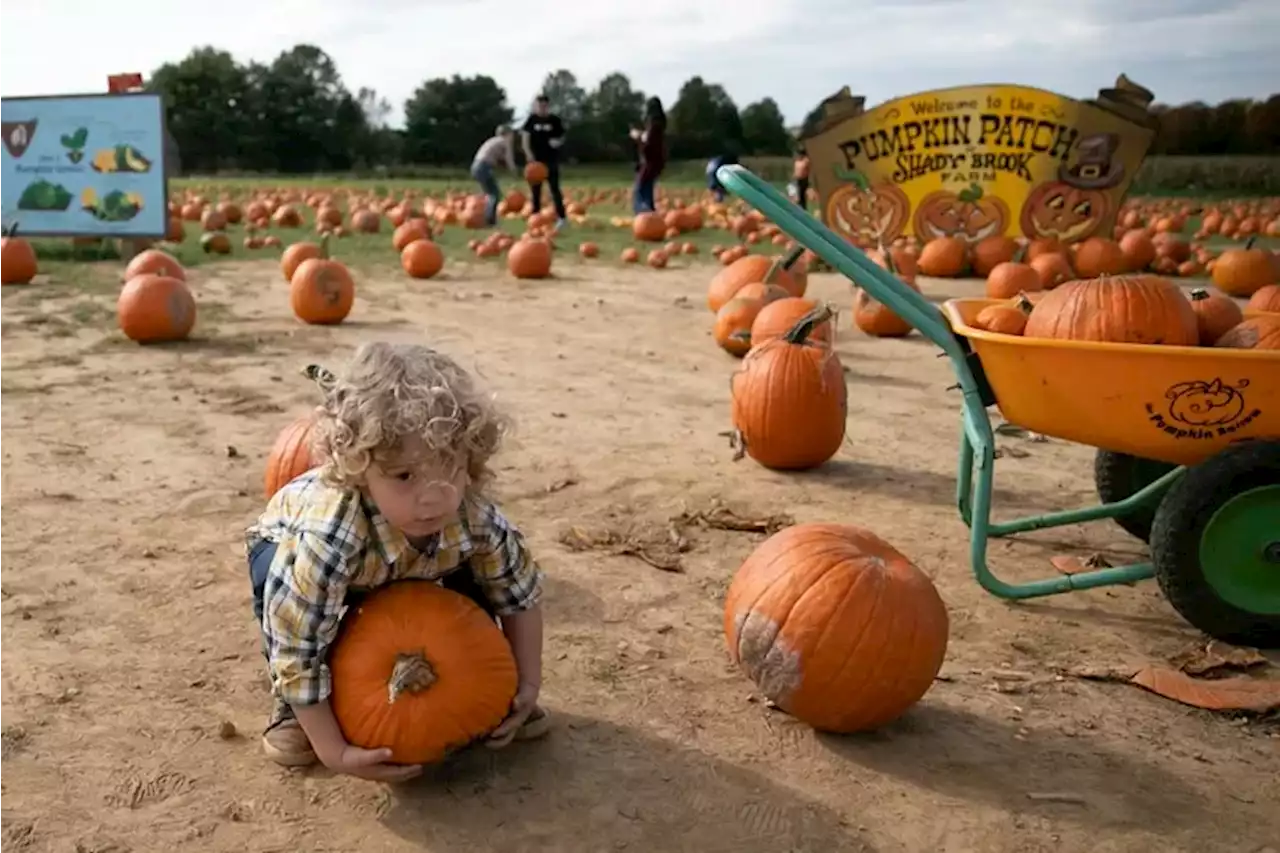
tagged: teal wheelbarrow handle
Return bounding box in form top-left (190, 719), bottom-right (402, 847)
top-left (713, 163), bottom-right (1162, 600)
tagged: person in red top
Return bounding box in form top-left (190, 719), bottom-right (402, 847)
top-left (793, 145), bottom-right (812, 211)
top-left (629, 97), bottom-right (667, 214)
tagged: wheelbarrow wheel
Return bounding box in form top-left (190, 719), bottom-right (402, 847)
top-left (1093, 450), bottom-right (1178, 542)
top-left (1150, 440), bottom-right (1280, 648)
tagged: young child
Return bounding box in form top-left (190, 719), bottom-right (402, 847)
top-left (471, 126), bottom-right (518, 227)
top-left (245, 342), bottom-right (547, 782)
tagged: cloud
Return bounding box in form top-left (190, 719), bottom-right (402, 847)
top-left (2, 0), bottom-right (1276, 129)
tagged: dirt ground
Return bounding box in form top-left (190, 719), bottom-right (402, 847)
top-left (1, 257), bottom-right (1277, 853)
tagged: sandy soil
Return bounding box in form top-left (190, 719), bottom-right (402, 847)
top-left (1, 256), bottom-right (1277, 853)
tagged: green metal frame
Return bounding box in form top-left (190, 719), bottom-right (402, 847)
top-left (716, 164), bottom-right (1186, 600)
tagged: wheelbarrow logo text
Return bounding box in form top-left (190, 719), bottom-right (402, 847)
top-left (1146, 378), bottom-right (1261, 440)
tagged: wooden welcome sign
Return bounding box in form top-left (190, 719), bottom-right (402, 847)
top-left (801, 75), bottom-right (1158, 247)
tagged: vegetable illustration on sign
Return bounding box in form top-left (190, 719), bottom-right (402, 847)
top-left (18, 180), bottom-right (73, 211)
top-left (60, 127), bottom-right (89, 164)
top-left (91, 144), bottom-right (152, 174)
top-left (2, 119), bottom-right (38, 158)
top-left (81, 187), bottom-right (144, 222)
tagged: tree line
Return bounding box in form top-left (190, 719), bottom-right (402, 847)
top-left (147, 45), bottom-right (1279, 175)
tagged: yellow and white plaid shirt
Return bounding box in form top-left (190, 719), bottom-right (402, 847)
top-left (245, 470), bottom-right (542, 707)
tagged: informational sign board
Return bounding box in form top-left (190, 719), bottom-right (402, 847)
top-left (802, 77), bottom-right (1157, 247)
top-left (1, 92), bottom-right (169, 238)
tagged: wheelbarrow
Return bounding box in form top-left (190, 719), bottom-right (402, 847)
top-left (717, 164), bottom-right (1280, 648)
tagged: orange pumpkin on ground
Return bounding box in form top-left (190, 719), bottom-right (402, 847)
top-left (281, 241), bottom-right (323, 282)
top-left (401, 239), bottom-right (445, 279)
top-left (633, 212), bottom-right (666, 242)
top-left (264, 415), bottom-right (318, 498)
top-left (1072, 237), bottom-right (1128, 278)
top-left (1028, 252), bottom-right (1074, 290)
top-left (750, 296), bottom-right (832, 348)
top-left (290, 239), bottom-right (355, 325)
top-left (392, 220), bottom-right (431, 252)
top-left (731, 305), bottom-right (846, 470)
top-left (707, 255), bottom-right (797, 313)
top-left (724, 523), bottom-right (949, 732)
top-left (1214, 315), bottom-right (1280, 350)
top-left (984, 260), bottom-right (1042, 300)
top-left (117, 274), bottom-right (196, 343)
top-left (917, 237), bottom-right (968, 278)
top-left (974, 294), bottom-right (1034, 336)
top-left (1118, 230), bottom-right (1157, 272)
top-left (969, 236), bottom-right (1018, 278)
top-left (578, 242), bottom-right (599, 259)
top-left (124, 248), bottom-right (184, 281)
top-left (1188, 288), bottom-right (1244, 346)
top-left (854, 245), bottom-right (921, 338)
top-left (1212, 238), bottom-right (1275, 297)
top-left (508, 238), bottom-right (552, 279)
top-left (713, 297), bottom-right (766, 357)
top-left (1023, 275), bottom-right (1198, 346)
top-left (1246, 284), bottom-right (1280, 313)
top-left (620, 247), bottom-right (639, 263)
top-left (330, 581), bottom-right (518, 765)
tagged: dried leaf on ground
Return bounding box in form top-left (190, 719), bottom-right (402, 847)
top-left (1049, 553), bottom-right (1113, 575)
top-left (672, 499), bottom-right (793, 535)
top-left (1059, 664), bottom-right (1140, 683)
top-left (556, 524), bottom-right (686, 573)
top-left (1130, 666), bottom-right (1280, 713)
top-left (1168, 641), bottom-right (1269, 677)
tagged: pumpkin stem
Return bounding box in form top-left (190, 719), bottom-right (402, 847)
top-left (782, 303), bottom-right (836, 346)
top-left (388, 652), bottom-right (437, 704)
top-left (1013, 292), bottom-right (1035, 314)
top-left (1244, 236), bottom-right (1256, 251)
top-left (876, 241), bottom-right (897, 276)
top-left (762, 256), bottom-right (786, 284)
top-left (318, 235), bottom-right (331, 260)
top-left (781, 244), bottom-right (806, 271)
top-left (1189, 287), bottom-right (1210, 301)
top-left (1013, 241), bottom-right (1029, 264)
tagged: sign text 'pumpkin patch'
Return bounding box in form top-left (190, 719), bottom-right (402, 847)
top-left (802, 76), bottom-right (1158, 248)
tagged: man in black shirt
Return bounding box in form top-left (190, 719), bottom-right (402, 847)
top-left (521, 94), bottom-right (568, 229)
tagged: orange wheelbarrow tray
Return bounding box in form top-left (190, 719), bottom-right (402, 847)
top-left (716, 163), bottom-right (1280, 649)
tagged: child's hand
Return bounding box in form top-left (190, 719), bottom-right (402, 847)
top-left (486, 683), bottom-right (539, 749)
top-left (324, 744), bottom-right (423, 782)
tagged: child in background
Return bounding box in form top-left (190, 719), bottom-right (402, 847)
top-left (793, 145), bottom-right (811, 211)
top-left (245, 342), bottom-right (548, 781)
top-left (706, 148), bottom-right (740, 203)
top-left (629, 97), bottom-right (667, 214)
top-left (471, 126), bottom-right (518, 226)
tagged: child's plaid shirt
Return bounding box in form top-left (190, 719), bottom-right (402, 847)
top-left (245, 470), bottom-right (542, 708)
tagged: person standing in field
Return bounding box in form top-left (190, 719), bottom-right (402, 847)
top-left (793, 145), bottom-right (811, 211)
top-left (629, 97), bottom-right (667, 214)
top-left (521, 94), bottom-right (568, 231)
top-left (470, 126), bottom-right (518, 227)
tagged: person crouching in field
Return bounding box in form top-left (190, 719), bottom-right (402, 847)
top-left (629, 97), bottom-right (667, 214)
top-left (706, 149), bottom-right (740, 203)
top-left (471, 126), bottom-right (518, 227)
top-left (245, 342), bottom-right (549, 781)
top-left (521, 94), bottom-right (568, 230)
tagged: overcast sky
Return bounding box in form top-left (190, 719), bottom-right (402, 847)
top-left (3, 0), bottom-right (1277, 128)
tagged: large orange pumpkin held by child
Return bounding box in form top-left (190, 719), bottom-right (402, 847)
top-left (329, 581), bottom-right (518, 765)
top-left (724, 523), bottom-right (949, 733)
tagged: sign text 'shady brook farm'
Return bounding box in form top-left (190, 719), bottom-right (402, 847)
top-left (801, 75), bottom-right (1158, 248)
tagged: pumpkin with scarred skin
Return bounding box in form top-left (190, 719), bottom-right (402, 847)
top-left (1246, 284), bottom-right (1280, 313)
top-left (724, 523), bottom-right (949, 733)
top-left (118, 274), bottom-right (197, 343)
top-left (1024, 275), bottom-right (1198, 346)
top-left (1214, 315), bottom-right (1280, 350)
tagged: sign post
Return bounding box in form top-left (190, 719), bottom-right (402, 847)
top-left (801, 75), bottom-right (1157, 248)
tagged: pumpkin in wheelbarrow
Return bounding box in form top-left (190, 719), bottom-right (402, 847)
top-left (1023, 274), bottom-right (1198, 346)
top-left (724, 523), bottom-right (949, 732)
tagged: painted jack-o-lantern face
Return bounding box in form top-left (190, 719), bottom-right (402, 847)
top-left (1020, 181), bottom-right (1109, 243)
top-left (912, 185), bottom-right (1010, 244)
top-left (1165, 378), bottom-right (1248, 427)
top-left (826, 182), bottom-right (909, 248)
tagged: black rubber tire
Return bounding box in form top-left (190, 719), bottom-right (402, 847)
top-left (1150, 440), bottom-right (1280, 648)
top-left (1093, 450), bottom-right (1178, 542)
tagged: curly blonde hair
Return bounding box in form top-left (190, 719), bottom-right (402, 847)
top-left (308, 342), bottom-right (509, 491)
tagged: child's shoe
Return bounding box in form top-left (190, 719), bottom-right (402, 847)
top-left (261, 708), bottom-right (318, 767)
top-left (515, 705), bottom-right (552, 741)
